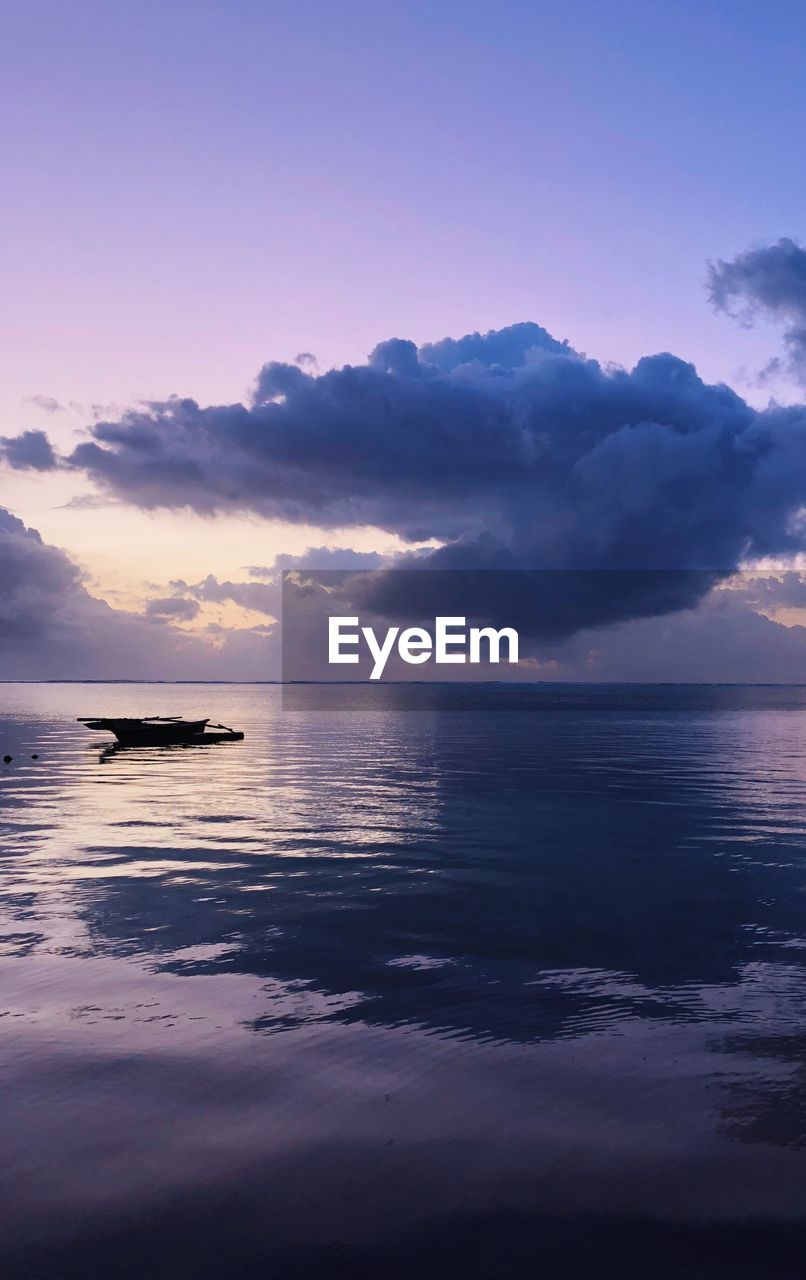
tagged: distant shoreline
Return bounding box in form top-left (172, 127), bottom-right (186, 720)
top-left (2, 680), bottom-right (806, 688)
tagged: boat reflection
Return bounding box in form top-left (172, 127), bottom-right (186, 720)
top-left (97, 736), bottom-right (245, 764)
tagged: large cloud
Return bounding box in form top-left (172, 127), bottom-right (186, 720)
top-left (6, 283), bottom-right (806, 647)
top-left (10, 316), bottom-right (802, 633)
top-left (34, 323), bottom-right (803, 573)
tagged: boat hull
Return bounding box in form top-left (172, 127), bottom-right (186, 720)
top-left (112, 722), bottom-right (208, 746)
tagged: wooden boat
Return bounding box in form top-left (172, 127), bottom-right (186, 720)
top-left (77, 716), bottom-right (244, 747)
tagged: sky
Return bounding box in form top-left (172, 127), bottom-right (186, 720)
top-left (3, 0), bottom-right (806, 679)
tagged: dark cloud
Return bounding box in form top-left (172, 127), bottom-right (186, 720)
top-left (13, 316), bottom-right (802, 633)
top-left (708, 238), bottom-right (806, 383)
top-left (0, 430), bottom-right (57, 471)
top-left (8, 288), bottom-right (806, 641)
top-left (145, 596), bottom-right (201, 621)
top-left (54, 325), bottom-right (803, 572)
top-left (0, 507), bottom-right (81, 642)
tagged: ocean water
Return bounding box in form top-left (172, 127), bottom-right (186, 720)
top-left (2, 683), bottom-right (806, 1278)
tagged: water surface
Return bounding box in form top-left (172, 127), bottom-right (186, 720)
top-left (2, 683), bottom-right (806, 1277)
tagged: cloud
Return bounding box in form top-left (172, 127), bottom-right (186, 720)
top-left (708, 238), bottom-right (806, 383)
top-left (57, 493), bottom-right (121, 511)
top-left (7, 274), bottom-right (806, 644)
top-left (418, 320), bottom-right (570, 370)
top-left (0, 429), bottom-right (57, 471)
top-left (24, 395), bottom-right (63, 414)
top-left (58, 325), bottom-right (806, 579)
top-left (173, 574), bottom-right (277, 616)
top-left (7, 313), bottom-right (801, 634)
top-left (247, 546), bottom-right (384, 577)
top-left (175, 548), bottom-right (383, 620)
top-left (734, 570), bottom-right (806, 612)
top-left (0, 507), bottom-right (81, 642)
top-left (145, 596), bottom-right (201, 621)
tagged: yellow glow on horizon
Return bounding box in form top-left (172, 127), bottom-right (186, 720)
top-left (1, 466), bottom-right (413, 612)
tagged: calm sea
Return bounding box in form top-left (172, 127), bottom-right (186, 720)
top-left (3, 683), bottom-right (806, 1278)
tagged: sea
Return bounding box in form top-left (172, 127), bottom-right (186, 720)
top-left (2, 682), bottom-right (806, 1279)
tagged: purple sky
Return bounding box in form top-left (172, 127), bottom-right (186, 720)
top-left (4, 0), bottom-right (806, 421)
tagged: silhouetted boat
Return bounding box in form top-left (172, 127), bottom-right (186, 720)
top-left (77, 716), bottom-right (244, 747)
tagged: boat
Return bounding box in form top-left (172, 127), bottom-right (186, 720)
top-left (77, 716), bottom-right (244, 747)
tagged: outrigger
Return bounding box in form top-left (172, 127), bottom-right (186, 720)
top-left (77, 716), bottom-right (244, 748)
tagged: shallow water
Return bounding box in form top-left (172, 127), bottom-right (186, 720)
top-left (3, 683), bottom-right (806, 1278)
